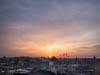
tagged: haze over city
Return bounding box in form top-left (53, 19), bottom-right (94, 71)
top-left (0, 0), bottom-right (100, 57)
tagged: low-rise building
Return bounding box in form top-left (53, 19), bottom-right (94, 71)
top-left (95, 62), bottom-right (100, 75)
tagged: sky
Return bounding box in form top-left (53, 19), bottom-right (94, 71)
top-left (0, 0), bottom-right (100, 57)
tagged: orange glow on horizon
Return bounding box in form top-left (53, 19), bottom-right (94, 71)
top-left (10, 38), bottom-right (96, 57)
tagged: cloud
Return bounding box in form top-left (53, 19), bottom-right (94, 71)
top-left (0, 0), bottom-right (100, 57)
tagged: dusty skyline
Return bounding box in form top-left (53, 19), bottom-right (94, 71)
top-left (0, 0), bottom-right (100, 57)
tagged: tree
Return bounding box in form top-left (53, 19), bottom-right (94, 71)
top-left (14, 57), bottom-right (19, 69)
top-left (4, 69), bottom-right (8, 75)
top-left (75, 56), bottom-right (78, 62)
top-left (93, 56), bottom-right (96, 60)
top-left (50, 56), bottom-right (57, 61)
top-left (0, 64), bottom-right (2, 75)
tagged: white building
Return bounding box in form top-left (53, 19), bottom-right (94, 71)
top-left (49, 61), bottom-right (66, 73)
top-left (8, 69), bottom-right (30, 75)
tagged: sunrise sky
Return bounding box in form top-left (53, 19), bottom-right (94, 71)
top-left (0, 0), bottom-right (100, 57)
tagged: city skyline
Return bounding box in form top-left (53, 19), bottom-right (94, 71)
top-left (0, 0), bottom-right (100, 57)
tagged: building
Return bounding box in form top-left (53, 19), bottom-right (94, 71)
top-left (95, 62), bottom-right (100, 75)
